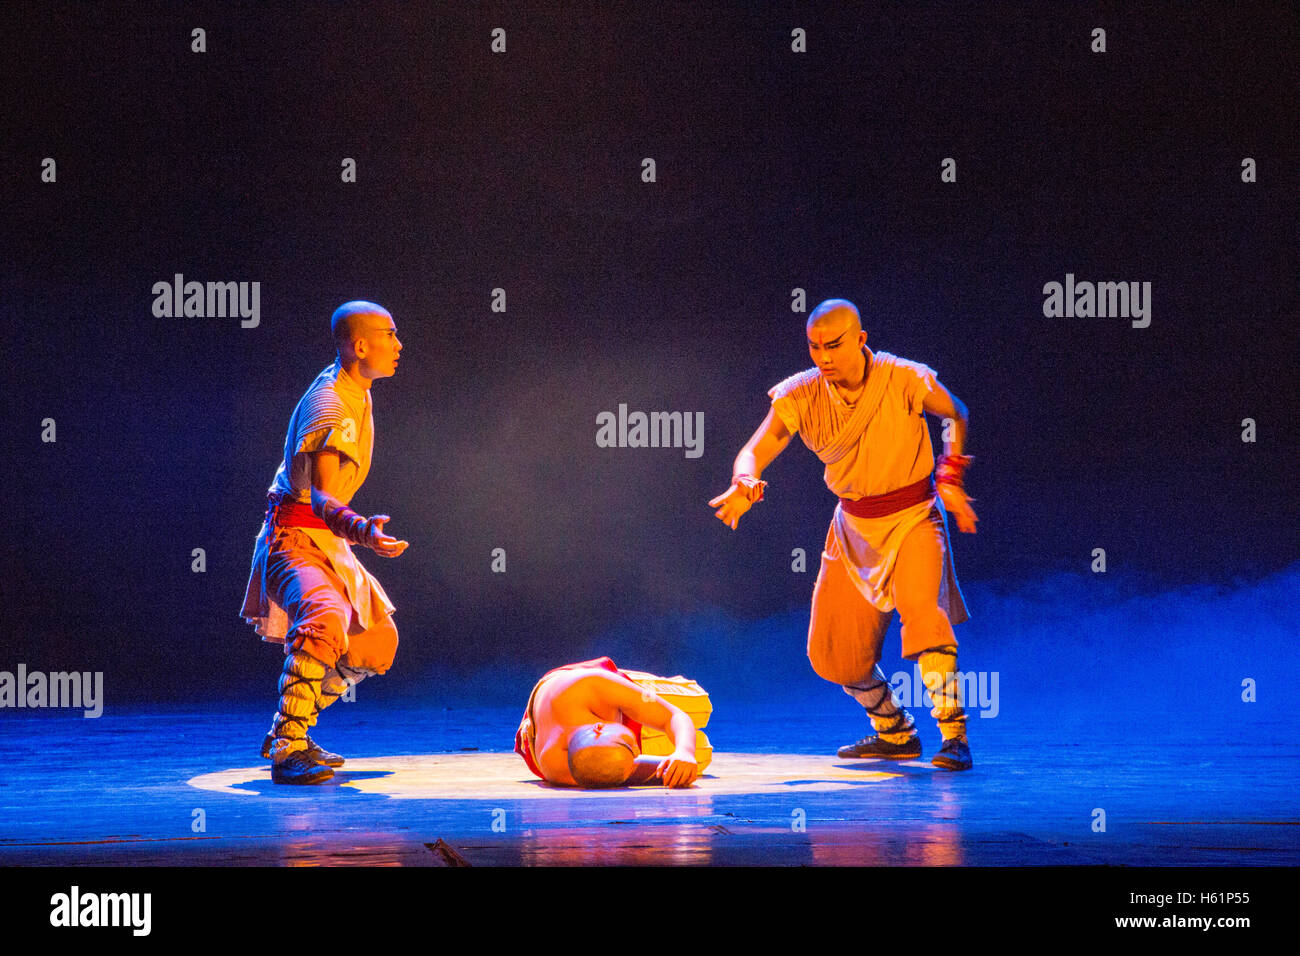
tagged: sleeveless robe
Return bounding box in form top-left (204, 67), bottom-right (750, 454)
top-left (241, 359), bottom-right (396, 641)
top-left (769, 350), bottom-right (968, 622)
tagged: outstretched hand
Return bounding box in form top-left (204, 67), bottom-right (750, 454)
top-left (937, 484), bottom-right (978, 534)
top-left (708, 484), bottom-right (753, 530)
top-left (366, 515), bottom-right (410, 556)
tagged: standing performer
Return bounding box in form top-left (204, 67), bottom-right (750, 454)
top-left (709, 299), bottom-right (978, 770)
top-left (240, 301), bottom-right (409, 784)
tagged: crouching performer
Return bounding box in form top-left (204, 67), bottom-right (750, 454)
top-left (240, 301), bottom-right (409, 784)
top-left (709, 299), bottom-right (979, 770)
top-left (515, 658), bottom-right (713, 788)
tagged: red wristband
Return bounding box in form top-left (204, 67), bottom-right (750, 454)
top-left (935, 454), bottom-right (973, 488)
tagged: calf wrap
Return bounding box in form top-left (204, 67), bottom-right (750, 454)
top-left (269, 650), bottom-right (327, 761)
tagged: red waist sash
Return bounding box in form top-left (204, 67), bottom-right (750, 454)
top-left (839, 474), bottom-right (936, 519)
top-left (265, 495), bottom-right (328, 529)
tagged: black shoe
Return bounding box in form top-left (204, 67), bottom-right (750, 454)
top-left (271, 750), bottom-right (335, 785)
top-left (837, 734), bottom-right (922, 760)
top-left (931, 737), bottom-right (972, 771)
top-left (261, 733), bottom-right (345, 767)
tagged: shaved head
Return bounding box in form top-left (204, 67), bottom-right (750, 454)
top-left (567, 724), bottom-right (637, 788)
top-left (331, 300), bottom-right (392, 352)
top-left (807, 298), bottom-right (863, 342)
top-left (806, 297), bottom-right (869, 389)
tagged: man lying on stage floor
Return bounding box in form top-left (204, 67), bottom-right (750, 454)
top-left (515, 658), bottom-right (713, 788)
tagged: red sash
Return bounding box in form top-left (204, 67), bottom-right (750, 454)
top-left (839, 474), bottom-right (936, 519)
top-left (265, 494), bottom-right (328, 529)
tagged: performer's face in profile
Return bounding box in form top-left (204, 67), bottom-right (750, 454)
top-left (355, 314), bottom-right (403, 380)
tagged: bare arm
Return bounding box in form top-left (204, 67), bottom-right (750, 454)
top-left (732, 407), bottom-right (793, 480)
top-left (708, 408), bottom-right (792, 530)
top-left (921, 381), bottom-right (978, 534)
top-left (921, 380), bottom-right (968, 457)
top-left (309, 451), bottom-right (410, 556)
top-left (594, 673), bottom-right (700, 788)
top-left (310, 448), bottom-right (346, 497)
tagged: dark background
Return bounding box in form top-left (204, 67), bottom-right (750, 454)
top-left (1, 2), bottom-right (1296, 710)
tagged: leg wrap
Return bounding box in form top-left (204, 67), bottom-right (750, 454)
top-left (842, 665), bottom-right (916, 743)
top-left (270, 650), bottom-right (327, 761)
top-left (918, 645), bottom-right (967, 741)
top-left (312, 667), bottom-right (368, 724)
top-left (336, 661), bottom-right (373, 684)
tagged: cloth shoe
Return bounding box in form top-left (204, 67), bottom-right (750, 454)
top-left (931, 737), bottom-right (973, 771)
top-left (271, 750), bottom-right (335, 785)
top-left (261, 733), bottom-right (345, 767)
top-left (837, 733), bottom-right (922, 759)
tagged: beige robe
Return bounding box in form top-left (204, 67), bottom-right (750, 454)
top-left (769, 349), bottom-right (968, 624)
top-left (240, 359), bottom-right (396, 642)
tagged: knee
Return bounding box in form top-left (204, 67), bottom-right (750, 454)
top-left (894, 577), bottom-right (946, 619)
top-left (898, 607), bottom-right (954, 660)
top-left (899, 603), bottom-right (948, 632)
top-left (373, 617), bottom-right (399, 657)
top-left (807, 639), bottom-right (879, 688)
top-left (341, 616), bottom-right (399, 677)
top-left (286, 619), bottom-right (348, 667)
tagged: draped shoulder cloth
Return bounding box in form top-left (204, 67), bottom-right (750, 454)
top-left (768, 350), bottom-right (906, 465)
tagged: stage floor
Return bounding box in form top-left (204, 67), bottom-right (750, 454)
top-left (1, 703), bottom-right (1294, 866)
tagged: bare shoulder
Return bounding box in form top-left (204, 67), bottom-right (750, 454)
top-left (536, 668), bottom-right (623, 712)
top-left (559, 668), bottom-right (640, 704)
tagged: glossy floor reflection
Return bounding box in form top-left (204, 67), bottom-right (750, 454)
top-left (0, 703), bottom-right (1294, 866)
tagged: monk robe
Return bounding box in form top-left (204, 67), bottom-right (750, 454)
top-left (240, 358), bottom-right (396, 669)
top-left (769, 349), bottom-right (969, 737)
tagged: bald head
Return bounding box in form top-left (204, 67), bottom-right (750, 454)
top-left (331, 300), bottom-right (392, 354)
top-left (567, 724), bottom-right (637, 788)
top-left (806, 298), bottom-right (868, 387)
top-left (807, 298), bottom-right (863, 340)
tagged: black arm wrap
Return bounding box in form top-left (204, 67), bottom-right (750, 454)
top-left (310, 487), bottom-right (375, 548)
